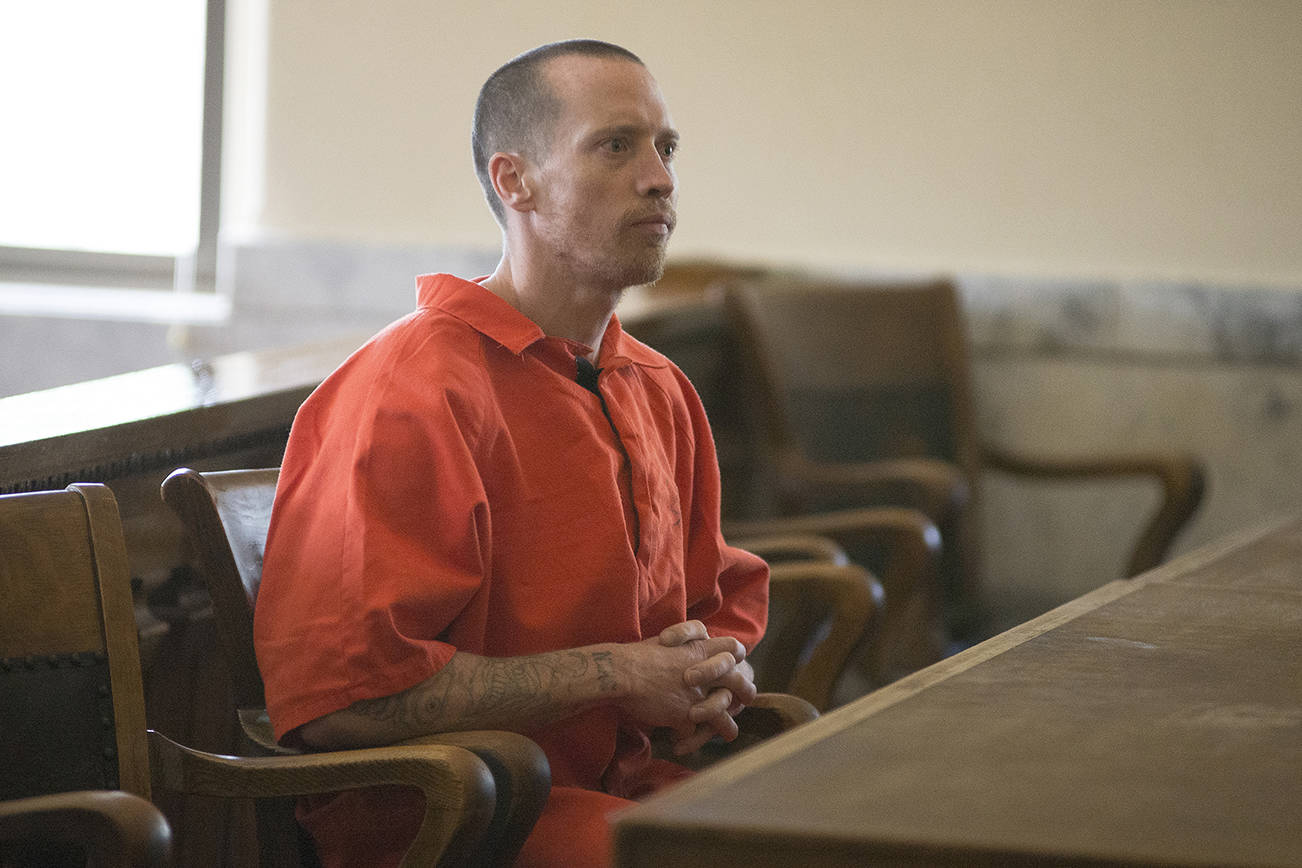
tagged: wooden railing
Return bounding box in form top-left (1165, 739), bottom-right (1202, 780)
top-left (0, 336), bottom-right (372, 867)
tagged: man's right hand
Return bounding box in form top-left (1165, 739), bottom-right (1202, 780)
top-left (612, 620), bottom-right (756, 754)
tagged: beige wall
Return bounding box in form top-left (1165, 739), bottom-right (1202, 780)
top-left (241, 0), bottom-right (1302, 284)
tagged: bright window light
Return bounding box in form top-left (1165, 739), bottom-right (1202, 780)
top-left (0, 2), bottom-right (206, 256)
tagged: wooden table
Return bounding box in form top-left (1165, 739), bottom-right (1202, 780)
top-left (615, 517), bottom-right (1302, 867)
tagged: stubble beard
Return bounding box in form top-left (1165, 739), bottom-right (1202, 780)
top-left (540, 208), bottom-right (673, 292)
top-left (620, 242), bottom-right (669, 287)
top-left (571, 236), bottom-right (670, 293)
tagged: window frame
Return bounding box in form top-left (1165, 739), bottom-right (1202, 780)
top-left (0, 0), bottom-right (226, 294)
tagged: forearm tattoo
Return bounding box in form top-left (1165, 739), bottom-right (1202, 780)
top-left (349, 648), bottom-right (620, 735)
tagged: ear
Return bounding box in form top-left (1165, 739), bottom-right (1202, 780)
top-left (488, 152), bottom-right (535, 214)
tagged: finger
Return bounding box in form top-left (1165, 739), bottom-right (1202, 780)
top-left (713, 667), bottom-right (758, 706)
top-left (659, 620), bottom-right (708, 646)
top-left (699, 634), bottom-right (746, 663)
top-left (684, 651), bottom-right (737, 687)
top-left (673, 722), bottom-right (718, 756)
top-left (700, 703), bottom-right (740, 743)
top-left (689, 687), bottom-right (734, 723)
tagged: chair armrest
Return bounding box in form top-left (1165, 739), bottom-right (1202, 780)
top-left (725, 507), bottom-right (945, 682)
top-left (982, 444), bottom-right (1206, 575)
top-left (701, 693), bottom-right (818, 759)
top-left (775, 452), bottom-right (969, 525)
top-left (743, 692), bottom-right (819, 731)
top-left (233, 704), bottom-right (548, 867)
top-left (725, 507), bottom-right (941, 608)
top-left (731, 533), bottom-right (849, 565)
top-left (398, 730), bottom-right (551, 868)
top-left (655, 692), bottom-right (818, 770)
top-left (767, 562), bottom-right (884, 710)
top-left (147, 729), bottom-right (496, 868)
top-left (0, 791), bottom-right (172, 868)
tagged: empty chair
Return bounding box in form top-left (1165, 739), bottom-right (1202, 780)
top-left (722, 276), bottom-right (1206, 641)
top-left (734, 534), bottom-right (883, 711)
top-left (0, 483), bottom-right (498, 868)
top-left (623, 265), bottom-right (954, 688)
top-left (0, 791), bottom-right (171, 868)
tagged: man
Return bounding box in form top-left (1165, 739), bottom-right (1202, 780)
top-left (254, 39), bottom-right (768, 867)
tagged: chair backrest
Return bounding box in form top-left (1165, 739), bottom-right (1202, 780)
top-left (622, 261), bottom-right (769, 518)
top-left (161, 467), bottom-right (279, 714)
top-left (0, 484), bottom-right (152, 802)
top-left (723, 277), bottom-right (982, 485)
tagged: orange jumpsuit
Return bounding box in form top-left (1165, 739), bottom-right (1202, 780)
top-left (254, 273), bottom-right (768, 866)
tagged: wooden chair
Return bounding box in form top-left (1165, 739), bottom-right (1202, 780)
top-left (0, 484), bottom-right (497, 868)
top-left (623, 267), bottom-right (955, 687)
top-left (621, 261), bottom-right (770, 520)
top-left (724, 507), bottom-right (947, 688)
top-left (722, 276), bottom-right (1207, 641)
top-left (161, 468), bottom-right (822, 860)
top-left (733, 535), bottom-right (883, 711)
top-left (0, 790), bottom-right (171, 868)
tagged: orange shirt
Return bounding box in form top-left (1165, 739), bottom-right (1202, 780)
top-left (254, 273), bottom-right (768, 791)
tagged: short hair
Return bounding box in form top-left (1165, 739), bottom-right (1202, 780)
top-left (472, 39), bottom-right (644, 224)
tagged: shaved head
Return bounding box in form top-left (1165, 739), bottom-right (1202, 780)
top-left (472, 39), bottom-right (644, 224)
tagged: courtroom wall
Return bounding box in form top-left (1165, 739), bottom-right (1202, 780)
top-left (241, 0), bottom-right (1302, 285)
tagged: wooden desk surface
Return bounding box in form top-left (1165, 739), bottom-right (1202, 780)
top-left (615, 518), bottom-right (1302, 867)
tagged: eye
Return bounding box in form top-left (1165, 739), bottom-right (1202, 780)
top-left (606, 138), bottom-right (629, 154)
top-left (660, 140), bottom-right (678, 161)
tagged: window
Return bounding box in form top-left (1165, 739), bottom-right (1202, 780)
top-left (0, 0), bottom-right (224, 292)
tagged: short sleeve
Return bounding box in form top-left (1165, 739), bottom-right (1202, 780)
top-left (254, 332), bottom-right (492, 742)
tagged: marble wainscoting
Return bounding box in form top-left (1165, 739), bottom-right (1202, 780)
top-left (181, 238), bottom-right (503, 358)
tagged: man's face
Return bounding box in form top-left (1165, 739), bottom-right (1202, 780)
top-left (525, 55), bottom-right (678, 290)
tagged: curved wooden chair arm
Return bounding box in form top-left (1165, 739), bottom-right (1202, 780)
top-left (731, 533), bottom-right (849, 565)
top-left (0, 790), bottom-right (172, 868)
top-left (655, 692), bottom-right (818, 770)
top-left (982, 445), bottom-right (1207, 575)
top-left (776, 452), bottom-right (969, 525)
top-left (726, 507), bottom-right (944, 682)
top-left (398, 730), bottom-right (551, 868)
top-left (147, 729), bottom-right (496, 868)
top-left (767, 562), bottom-right (884, 710)
top-left (234, 705), bottom-right (549, 866)
top-left (725, 507), bottom-right (941, 606)
top-left (743, 692), bottom-right (819, 731)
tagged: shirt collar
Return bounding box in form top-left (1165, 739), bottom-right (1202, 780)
top-left (416, 273), bottom-right (543, 354)
top-left (415, 273), bottom-right (669, 369)
top-left (599, 315), bottom-right (670, 371)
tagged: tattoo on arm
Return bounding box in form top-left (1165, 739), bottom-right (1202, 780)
top-left (592, 650), bottom-right (618, 694)
top-left (348, 649), bottom-right (616, 736)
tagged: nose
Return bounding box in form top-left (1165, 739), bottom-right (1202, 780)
top-left (637, 146), bottom-right (675, 199)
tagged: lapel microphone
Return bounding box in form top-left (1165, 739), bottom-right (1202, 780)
top-left (576, 356), bottom-right (601, 395)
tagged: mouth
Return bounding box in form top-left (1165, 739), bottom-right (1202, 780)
top-left (629, 212), bottom-right (676, 236)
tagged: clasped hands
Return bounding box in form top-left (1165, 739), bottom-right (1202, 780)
top-left (619, 619), bottom-right (757, 756)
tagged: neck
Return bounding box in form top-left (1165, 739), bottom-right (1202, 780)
top-left (481, 253), bottom-right (624, 360)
